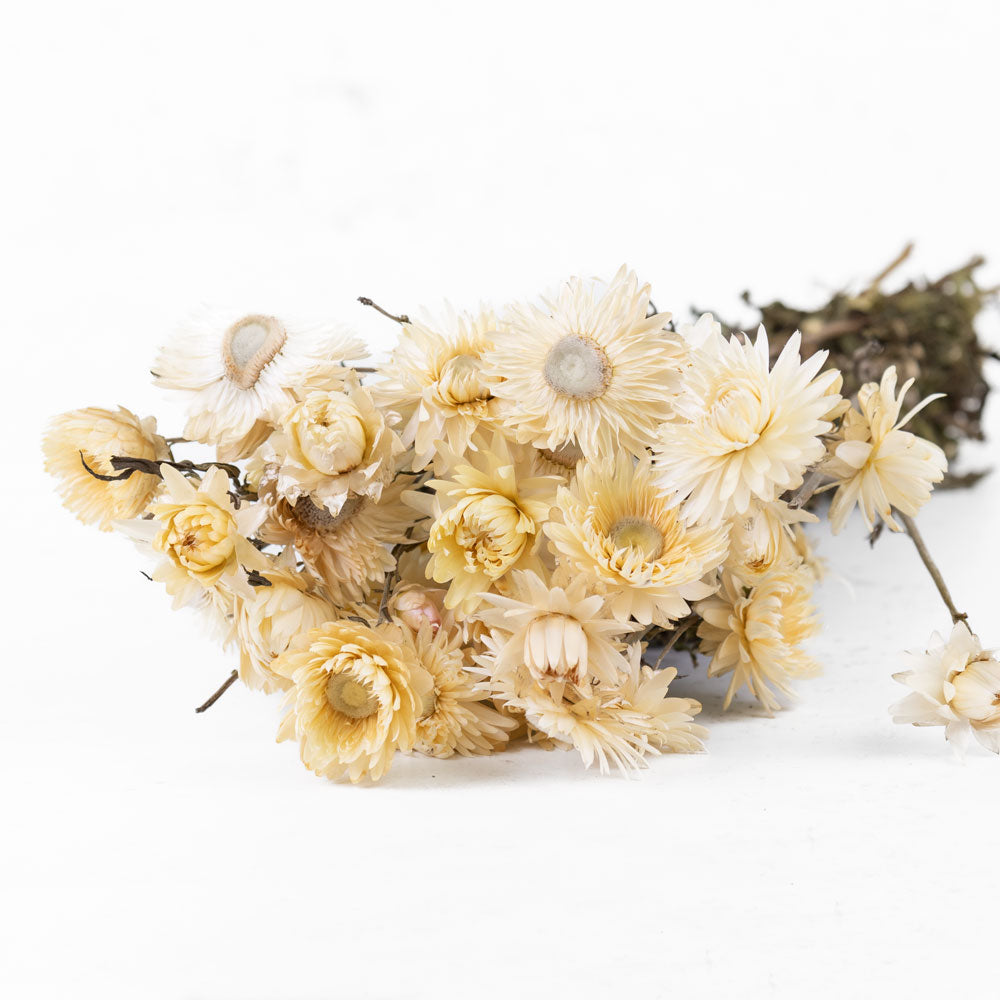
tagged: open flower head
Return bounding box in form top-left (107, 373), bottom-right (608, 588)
top-left (273, 619), bottom-right (432, 783)
top-left (372, 307), bottom-right (500, 471)
top-left (121, 464), bottom-right (268, 608)
top-left (43, 406), bottom-right (170, 530)
top-left (153, 309), bottom-right (365, 458)
top-left (545, 454), bottom-right (729, 626)
top-left (407, 433), bottom-right (560, 614)
top-left (891, 623), bottom-right (1000, 756)
top-left (262, 373), bottom-right (403, 515)
top-left (697, 568), bottom-right (820, 713)
top-left (724, 498), bottom-right (816, 584)
top-left (824, 366), bottom-right (947, 533)
top-left (656, 326), bottom-right (841, 521)
top-left (483, 267), bottom-right (684, 460)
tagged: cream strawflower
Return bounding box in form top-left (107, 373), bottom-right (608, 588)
top-left (531, 438), bottom-right (584, 482)
top-left (545, 454), bottom-right (729, 626)
top-left (153, 309), bottom-right (365, 457)
top-left (476, 570), bottom-right (636, 686)
top-left (483, 266), bottom-right (685, 460)
top-left (410, 619), bottom-right (515, 757)
top-left (407, 434), bottom-right (560, 614)
top-left (258, 474), bottom-right (420, 605)
top-left (262, 373), bottom-right (402, 515)
top-left (43, 406), bottom-right (170, 530)
top-left (121, 464), bottom-right (268, 608)
top-left (724, 498), bottom-right (815, 584)
top-left (273, 619), bottom-right (432, 783)
top-left (655, 326), bottom-right (842, 521)
top-left (891, 623), bottom-right (1000, 756)
top-left (234, 550), bottom-right (337, 694)
top-left (372, 308), bottom-right (500, 470)
top-left (824, 366), bottom-right (947, 533)
top-left (697, 569), bottom-right (820, 713)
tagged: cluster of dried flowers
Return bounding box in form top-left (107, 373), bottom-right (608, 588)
top-left (43, 268), bottom-right (1000, 781)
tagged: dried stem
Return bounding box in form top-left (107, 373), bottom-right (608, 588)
top-left (195, 670), bottom-right (238, 714)
top-left (358, 296), bottom-right (410, 325)
top-left (651, 615), bottom-right (699, 670)
top-left (899, 513), bottom-right (969, 628)
top-left (787, 465), bottom-right (828, 510)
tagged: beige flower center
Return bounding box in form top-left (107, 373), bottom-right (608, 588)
top-left (539, 439), bottom-right (584, 469)
top-left (223, 315), bottom-right (287, 390)
top-left (326, 671), bottom-right (379, 719)
top-left (290, 395), bottom-right (368, 475)
top-left (159, 503), bottom-right (236, 574)
top-left (543, 335), bottom-right (612, 401)
top-left (292, 494), bottom-right (366, 533)
top-left (437, 354), bottom-right (490, 406)
top-left (609, 516), bottom-right (664, 561)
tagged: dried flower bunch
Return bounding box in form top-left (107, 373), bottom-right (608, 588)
top-left (43, 267), bottom-right (997, 782)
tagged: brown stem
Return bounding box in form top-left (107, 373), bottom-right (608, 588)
top-left (899, 513), bottom-right (970, 628)
top-left (195, 670), bottom-right (239, 714)
top-left (357, 296), bottom-right (410, 325)
top-left (651, 615), bottom-right (699, 669)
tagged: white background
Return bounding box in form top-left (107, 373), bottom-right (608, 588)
top-left (3, 2), bottom-right (999, 997)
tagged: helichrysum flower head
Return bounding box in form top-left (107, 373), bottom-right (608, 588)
top-left (655, 326), bottom-right (842, 521)
top-left (544, 454), bottom-right (729, 626)
top-left (483, 266), bottom-right (685, 460)
top-left (261, 373), bottom-right (403, 515)
top-left (258, 473), bottom-right (420, 605)
top-left (697, 568), bottom-right (820, 713)
top-left (273, 619), bottom-right (433, 783)
top-left (372, 308), bottom-right (501, 471)
top-left (476, 569), bottom-right (636, 687)
top-left (153, 309), bottom-right (365, 458)
top-left (891, 623), bottom-right (1000, 756)
top-left (410, 618), bottom-right (515, 757)
top-left (122, 464), bottom-right (268, 608)
top-left (407, 433), bottom-right (560, 615)
top-left (724, 498), bottom-right (816, 585)
top-left (234, 549), bottom-right (337, 694)
top-left (824, 366), bottom-right (947, 533)
top-left (43, 406), bottom-right (170, 530)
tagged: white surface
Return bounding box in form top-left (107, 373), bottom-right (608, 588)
top-left (3, 2), bottom-right (1000, 997)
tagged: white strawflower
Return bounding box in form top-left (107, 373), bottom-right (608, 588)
top-left (824, 366), bottom-right (947, 533)
top-left (724, 498), bottom-right (815, 584)
top-left (371, 308), bottom-right (500, 471)
top-left (655, 326), bottom-right (842, 521)
top-left (483, 267), bottom-right (685, 460)
top-left (153, 309), bottom-right (365, 457)
top-left (891, 623), bottom-right (1000, 756)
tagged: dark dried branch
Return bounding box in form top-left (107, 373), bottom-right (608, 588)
top-left (194, 670), bottom-right (239, 714)
top-left (358, 296), bottom-right (410, 325)
top-left (246, 569), bottom-right (273, 587)
top-left (900, 513), bottom-right (970, 629)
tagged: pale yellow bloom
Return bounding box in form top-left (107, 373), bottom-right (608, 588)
top-left (697, 568), bottom-right (819, 713)
top-left (121, 464), bottom-right (268, 608)
top-left (273, 619), bottom-right (432, 783)
top-left (824, 366), bottom-right (947, 533)
top-left (262, 373), bottom-right (402, 515)
top-left (372, 308), bottom-right (501, 471)
top-left (43, 406), bottom-right (170, 530)
top-left (545, 454), bottom-right (729, 626)
top-left (656, 326), bottom-right (841, 521)
top-left (407, 434), bottom-right (560, 614)
top-left (235, 550), bottom-right (337, 693)
top-left (484, 267), bottom-right (685, 460)
top-left (891, 623), bottom-right (1000, 756)
top-left (724, 499), bottom-right (815, 584)
top-left (411, 619), bottom-right (515, 757)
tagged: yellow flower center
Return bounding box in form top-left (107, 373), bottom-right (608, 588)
top-left (437, 354), bottom-right (490, 406)
top-left (290, 394), bottom-right (368, 475)
top-left (609, 516), bottom-right (664, 561)
top-left (326, 671), bottom-right (379, 719)
top-left (543, 335), bottom-right (612, 401)
top-left (222, 315), bottom-right (288, 390)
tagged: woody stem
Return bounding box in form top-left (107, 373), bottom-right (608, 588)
top-left (899, 513), bottom-right (970, 629)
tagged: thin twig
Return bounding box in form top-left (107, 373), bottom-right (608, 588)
top-left (899, 513), bottom-right (970, 628)
top-left (787, 465), bottom-right (828, 510)
top-left (651, 615), bottom-right (699, 670)
top-left (358, 296), bottom-right (410, 325)
top-left (195, 670), bottom-right (238, 714)
top-left (864, 241), bottom-right (914, 293)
